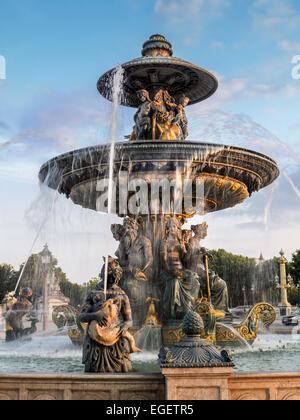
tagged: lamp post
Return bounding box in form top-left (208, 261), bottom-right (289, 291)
top-left (40, 244), bottom-right (51, 331)
top-left (277, 250), bottom-right (292, 317)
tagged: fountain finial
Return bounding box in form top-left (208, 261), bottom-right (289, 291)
top-left (142, 34), bottom-right (173, 57)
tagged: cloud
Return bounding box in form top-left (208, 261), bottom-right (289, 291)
top-left (154, 0), bottom-right (230, 25)
top-left (251, 0), bottom-right (300, 33)
top-left (279, 40), bottom-right (300, 52)
top-left (245, 82), bottom-right (300, 99)
top-left (211, 41), bottom-right (224, 49)
top-left (189, 74), bottom-right (247, 112)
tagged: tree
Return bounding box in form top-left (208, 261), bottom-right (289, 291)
top-left (288, 250), bottom-right (300, 305)
top-left (208, 249), bottom-right (280, 308)
top-left (0, 264), bottom-right (20, 301)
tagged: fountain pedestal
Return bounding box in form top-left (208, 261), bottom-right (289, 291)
top-left (159, 312), bottom-right (235, 400)
top-left (162, 366), bottom-right (234, 400)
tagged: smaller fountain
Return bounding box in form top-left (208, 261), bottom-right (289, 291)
top-left (133, 298), bottom-right (162, 351)
top-left (4, 288), bottom-right (38, 342)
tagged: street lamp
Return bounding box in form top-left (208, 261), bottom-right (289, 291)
top-left (40, 244), bottom-right (51, 331)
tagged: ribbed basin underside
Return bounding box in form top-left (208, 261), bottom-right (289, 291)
top-left (39, 141), bottom-right (279, 216)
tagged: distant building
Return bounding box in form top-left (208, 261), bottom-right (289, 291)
top-left (37, 245), bottom-right (70, 316)
top-left (254, 252), bottom-right (265, 265)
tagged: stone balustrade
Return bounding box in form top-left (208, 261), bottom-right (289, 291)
top-left (1, 371), bottom-right (300, 400)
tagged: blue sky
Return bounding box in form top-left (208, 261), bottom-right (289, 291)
top-left (1, 0), bottom-right (300, 284)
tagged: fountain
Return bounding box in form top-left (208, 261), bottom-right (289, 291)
top-left (42, 34), bottom-right (279, 351)
top-left (5, 34), bottom-right (300, 400)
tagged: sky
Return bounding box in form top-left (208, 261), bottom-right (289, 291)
top-left (1, 0), bottom-right (300, 284)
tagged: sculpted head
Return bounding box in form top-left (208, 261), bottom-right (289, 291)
top-left (166, 217), bottom-right (182, 238)
top-left (20, 287), bottom-right (33, 299)
top-left (178, 94), bottom-right (190, 107)
top-left (137, 89), bottom-right (151, 103)
top-left (191, 222), bottom-right (208, 239)
top-left (182, 229), bottom-right (193, 244)
top-left (111, 224), bottom-right (124, 242)
top-left (123, 217), bottom-right (140, 242)
top-left (100, 257), bottom-right (123, 288)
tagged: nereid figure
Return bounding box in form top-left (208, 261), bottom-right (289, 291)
top-left (79, 258), bottom-right (139, 373)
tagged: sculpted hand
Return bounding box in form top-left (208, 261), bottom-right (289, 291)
top-left (117, 323), bottom-right (129, 338)
top-left (94, 310), bottom-right (107, 327)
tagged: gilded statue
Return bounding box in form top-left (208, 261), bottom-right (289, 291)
top-left (79, 257), bottom-right (140, 373)
top-left (128, 88), bottom-right (190, 141)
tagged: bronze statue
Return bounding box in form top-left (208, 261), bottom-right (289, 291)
top-left (174, 94), bottom-right (190, 140)
top-left (128, 88), bottom-right (190, 141)
top-left (5, 287), bottom-right (36, 341)
top-left (132, 89), bottom-right (152, 140)
top-left (111, 218), bottom-right (154, 325)
top-left (185, 223), bottom-right (210, 279)
top-left (79, 257), bottom-right (140, 373)
top-left (160, 218), bottom-right (200, 320)
top-left (117, 218), bottom-right (153, 282)
top-left (185, 223), bottom-right (230, 314)
top-left (111, 223), bottom-right (126, 269)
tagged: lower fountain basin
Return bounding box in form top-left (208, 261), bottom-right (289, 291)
top-left (39, 140), bottom-right (279, 217)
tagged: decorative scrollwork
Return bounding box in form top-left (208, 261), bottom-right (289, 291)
top-left (232, 302), bottom-right (276, 342)
top-left (52, 305), bottom-right (86, 345)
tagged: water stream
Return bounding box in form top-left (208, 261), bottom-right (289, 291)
top-left (103, 64), bottom-right (124, 296)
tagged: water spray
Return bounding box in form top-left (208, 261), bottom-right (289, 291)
top-left (103, 65), bottom-right (124, 299)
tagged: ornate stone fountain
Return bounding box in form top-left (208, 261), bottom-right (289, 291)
top-left (42, 34), bottom-right (279, 350)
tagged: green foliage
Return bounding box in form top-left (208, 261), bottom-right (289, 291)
top-left (59, 278), bottom-right (85, 308)
top-left (0, 264), bottom-right (20, 301)
top-left (86, 278), bottom-right (100, 294)
top-left (209, 249), bottom-right (279, 307)
top-left (289, 250), bottom-right (300, 287)
top-left (58, 277), bottom-right (101, 308)
top-left (288, 288), bottom-right (299, 306)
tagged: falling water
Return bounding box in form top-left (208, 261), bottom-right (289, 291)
top-left (103, 65), bottom-right (124, 297)
top-left (217, 322), bottom-right (253, 350)
top-left (14, 186), bottom-right (62, 295)
top-left (0, 131), bottom-right (35, 151)
top-left (282, 169), bottom-right (300, 201)
top-left (264, 181), bottom-right (278, 231)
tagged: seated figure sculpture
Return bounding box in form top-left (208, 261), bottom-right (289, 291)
top-left (160, 217), bottom-right (200, 321)
top-left (185, 223), bottom-right (230, 314)
top-left (112, 218), bottom-right (153, 286)
top-left (79, 257), bottom-right (140, 373)
top-left (111, 218), bottom-right (153, 324)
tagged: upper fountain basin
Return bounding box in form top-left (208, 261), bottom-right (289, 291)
top-left (97, 56), bottom-right (218, 108)
top-left (39, 140), bottom-right (279, 217)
